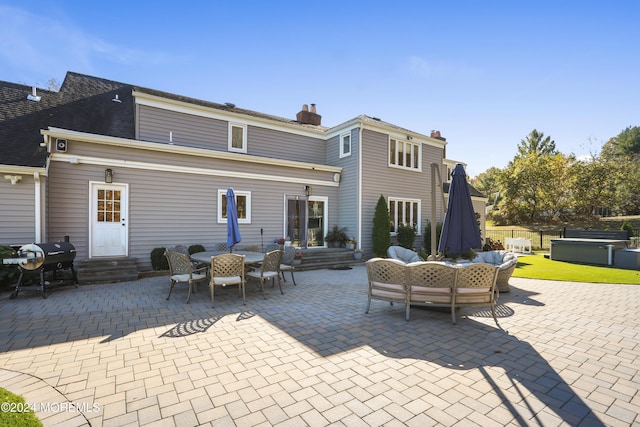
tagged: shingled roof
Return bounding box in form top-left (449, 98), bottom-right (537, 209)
top-left (0, 72), bottom-right (135, 167)
top-left (443, 181), bottom-right (486, 198)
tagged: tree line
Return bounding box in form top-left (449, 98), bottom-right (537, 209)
top-left (472, 126), bottom-right (640, 225)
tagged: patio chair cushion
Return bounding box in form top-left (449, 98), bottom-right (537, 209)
top-left (212, 275), bottom-right (242, 285)
top-left (387, 246), bottom-right (423, 264)
top-left (470, 250), bottom-right (518, 292)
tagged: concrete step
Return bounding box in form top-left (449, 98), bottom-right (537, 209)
top-left (295, 248), bottom-right (365, 271)
top-left (76, 258), bottom-right (139, 284)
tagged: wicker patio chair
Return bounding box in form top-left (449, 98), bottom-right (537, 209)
top-left (453, 263), bottom-right (500, 327)
top-left (406, 261), bottom-right (456, 321)
top-left (471, 250), bottom-right (517, 292)
top-left (165, 250), bottom-right (209, 303)
top-left (365, 257), bottom-right (409, 319)
top-left (264, 243), bottom-right (281, 252)
top-left (172, 244), bottom-right (189, 254)
top-left (247, 250), bottom-right (283, 296)
top-left (210, 253), bottom-right (246, 307)
top-left (279, 245), bottom-right (297, 286)
top-left (214, 242), bottom-right (230, 252)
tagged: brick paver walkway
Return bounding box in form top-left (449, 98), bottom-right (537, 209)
top-left (0, 266), bottom-right (638, 426)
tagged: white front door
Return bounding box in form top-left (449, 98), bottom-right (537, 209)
top-left (90, 182), bottom-right (128, 257)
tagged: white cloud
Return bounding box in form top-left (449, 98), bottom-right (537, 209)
top-left (0, 5), bottom-right (172, 84)
top-left (407, 55), bottom-right (480, 82)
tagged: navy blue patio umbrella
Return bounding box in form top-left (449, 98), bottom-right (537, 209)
top-left (438, 164), bottom-right (482, 256)
top-left (226, 188), bottom-right (242, 252)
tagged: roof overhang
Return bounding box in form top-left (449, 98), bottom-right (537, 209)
top-left (41, 127), bottom-right (342, 174)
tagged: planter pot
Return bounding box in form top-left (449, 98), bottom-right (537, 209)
top-left (345, 243), bottom-right (355, 250)
top-left (353, 252), bottom-right (363, 260)
top-left (328, 241), bottom-right (341, 248)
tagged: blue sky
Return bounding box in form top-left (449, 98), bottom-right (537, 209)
top-left (2, 1), bottom-right (638, 177)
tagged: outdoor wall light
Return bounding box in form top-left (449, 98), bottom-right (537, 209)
top-left (105, 168), bottom-right (113, 183)
top-left (4, 175), bottom-right (22, 185)
top-left (304, 185), bottom-right (311, 197)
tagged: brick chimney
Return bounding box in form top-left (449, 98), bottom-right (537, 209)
top-left (296, 103), bottom-right (322, 125)
top-left (430, 130), bottom-right (446, 141)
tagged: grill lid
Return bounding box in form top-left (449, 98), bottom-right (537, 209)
top-left (2, 242), bottom-right (76, 271)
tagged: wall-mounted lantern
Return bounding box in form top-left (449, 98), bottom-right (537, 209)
top-left (105, 168), bottom-right (113, 183)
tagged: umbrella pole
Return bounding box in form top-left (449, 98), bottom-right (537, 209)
top-left (428, 163), bottom-right (439, 261)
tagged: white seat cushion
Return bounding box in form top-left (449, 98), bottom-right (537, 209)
top-left (247, 271), bottom-right (279, 279)
top-left (172, 273), bottom-right (206, 282)
top-left (212, 276), bottom-right (241, 285)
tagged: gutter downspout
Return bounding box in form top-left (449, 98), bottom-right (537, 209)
top-left (357, 125), bottom-right (363, 252)
top-left (34, 172), bottom-right (41, 242)
top-left (427, 162), bottom-right (444, 261)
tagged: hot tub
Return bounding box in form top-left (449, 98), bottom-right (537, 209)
top-left (550, 238), bottom-right (629, 266)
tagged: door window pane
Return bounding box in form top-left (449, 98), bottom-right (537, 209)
top-left (307, 200), bottom-right (325, 247)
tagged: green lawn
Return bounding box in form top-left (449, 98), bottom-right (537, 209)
top-left (0, 387), bottom-right (42, 427)
top-left (512, 252), bottom-right (640, 284)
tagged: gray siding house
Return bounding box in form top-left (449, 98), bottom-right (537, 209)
top-left (1, 72), bottom-right (482, 272)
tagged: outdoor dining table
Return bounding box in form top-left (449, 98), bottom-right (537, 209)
top-left (190, 251), bottom-right (265, 266)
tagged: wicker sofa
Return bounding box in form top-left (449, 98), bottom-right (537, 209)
top-left (470, 250), bottom-right (518, 292)
top-left (365, 258), bottom-right (500, 326)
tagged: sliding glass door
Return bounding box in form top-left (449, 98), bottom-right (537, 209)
top-left (285, 196), bottom-right (327, 248)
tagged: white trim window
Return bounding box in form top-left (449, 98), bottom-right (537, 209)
top-left (228, 123), bottom-right (247, 153)
top-left (389, 137), bottom-right (421, 171)
top-left (340, 132), bottom-right (351, 158)
top-left (388, 197), bottom-right (421, 234)
top-left (218, 190), bottom-right (251, 224)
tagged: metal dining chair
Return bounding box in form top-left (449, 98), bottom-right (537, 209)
top-left (165, 250), bottom-right (209, 303)
top-left (279, 245), bottom-right (297, 286)
top-left (210, 253), bottom-right (246, 307)
top-left (247, 249), bottom-right (283, 296)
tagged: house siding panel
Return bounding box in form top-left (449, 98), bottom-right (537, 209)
top-left (138, 105), bottom-right (327, 164)
top-left (48, 143), bottom-right (339, 271)
top-left (327, 128), bottom-right (359, 243)
top-left (248, 126), bottom-right (325, 164)
top-left (359, 128), bottom-right (446, 256)
top-left (0, 178), bottom-right (36, 244)
top-left (138, 105), bottom-right (227, 150)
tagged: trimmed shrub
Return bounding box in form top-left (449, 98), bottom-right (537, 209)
top-left (423, 221), bottom-right (443, 255)
top-left (482, 237), bottom-right (504, 251)
top-left (150, 247), bottom-right (169, 270)
top-left (372, 195), bottom-right (392, 257)
top-left (397, 223), bottom-right (417, 249)
top-left (0, 246), bottom-right (19, 290)
top-left (188, 244), bottom-right (205, 255)
top-left (621, 222), bottom-right (635, 237)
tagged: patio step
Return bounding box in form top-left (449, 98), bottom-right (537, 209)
top-left (76, 257), bottom-right (139, 284)
top-left (295, 248), bottom-right (365, 271)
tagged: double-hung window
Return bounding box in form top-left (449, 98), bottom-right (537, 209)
top-left (218, 190), bottom-right (251, 224)
top-left (228, 123), bottom-right (247, 153)
top-left (340, 132), bottom-right (351, 158)
top-left (389, 138), bottom-right (421, 170)
top-left (388, 198), bottom-right (421, 234)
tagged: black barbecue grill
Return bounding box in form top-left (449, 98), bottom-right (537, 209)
top-left (3, 241), bottom-right (78, 299)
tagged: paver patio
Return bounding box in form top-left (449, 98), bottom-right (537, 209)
top-left (0, 266), bottom-right (638, 426)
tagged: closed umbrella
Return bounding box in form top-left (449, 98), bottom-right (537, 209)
top-left (438, 164), bottom-right (481, 256)
top-left (226, 188), bottom-right (242, 252)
